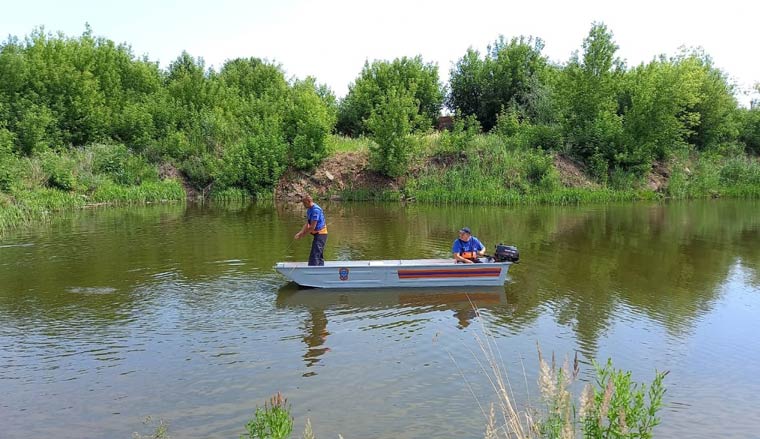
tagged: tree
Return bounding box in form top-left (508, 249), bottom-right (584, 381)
top-left (739, 105), bottom-right (760, 154)
top-left (337, 56), bottom-right (443, 136)
top-left (556, 22), bottom-right (625, 167)
top-left (448, 36), bottom-right (551, 131)
top-left (284, 78), bottom-right (337, 170)
top-left (672, 49), bottom-right (738, 151)
top-left (219, 57), bottom-right (288, 102)
top-left (619, 57), bottom-right (699, 166)
top-left (366, 88), bottom-right (420, 177)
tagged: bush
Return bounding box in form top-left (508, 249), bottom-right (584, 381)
top-left (608, 167), bottom-right (641, 190)
top-left (589, 150), bottom-right (609, 185)
top-left (91, 143), bottom-right (158, 185)
top-left (41, 152), bottom-right (76, 191)
top-left (0, 128), bottom-right (19, 191)
top-left (15, 104), bottom-right (58, 155)
top-left (739, 108), bottom-right (760, 154)
top-left (285, 79), bottom-right (336, 170)
top-left (213, 116), bottom-right (287, 195)
top-left (438, 114), bottom-right (481, 153)
top-left (367, 88), bottom-right (420, 177)
top-left (241, 393), bottom-right (293, 439)
top-left (180, 154), bottom-right (214, 189)
top-left (719, 156), bottom-right (760, 186)
top-left (522, 124), bottom-right (564, 150)
top-left (492, 109), bottom-right (521, 138)
top-left (524, 150), bottom-right (560, 191)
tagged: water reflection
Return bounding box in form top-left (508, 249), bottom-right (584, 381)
top-left (276, 284), bottom-right (508, 374)
top-left (1, 199), bottom-right (759, 438)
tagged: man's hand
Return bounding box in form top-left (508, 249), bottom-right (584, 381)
top-left (294, 232), bottom-right (303, 240)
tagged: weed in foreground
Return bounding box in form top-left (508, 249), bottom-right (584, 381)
top-left (464, 304), bottom-right (667, 439)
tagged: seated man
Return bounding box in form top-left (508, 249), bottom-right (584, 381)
top-left (452, 227), bottom-right (485, 263)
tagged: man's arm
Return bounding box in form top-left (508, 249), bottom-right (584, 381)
top-left (477, 239), bottom-right (486, 256)
top-left (295, 220), bottom-right (317, 239)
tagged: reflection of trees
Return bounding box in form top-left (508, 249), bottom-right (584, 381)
top-left (489, 201), bottom-right (760, 358)
top-left (0, 199), bottom-right (757, 352)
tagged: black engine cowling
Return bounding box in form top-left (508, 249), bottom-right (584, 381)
top-left (494, 244), bottom-right (519, 263)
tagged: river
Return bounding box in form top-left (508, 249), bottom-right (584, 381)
top-left (1, 200), bottom-right (758, 438)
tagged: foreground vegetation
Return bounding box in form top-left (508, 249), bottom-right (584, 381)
top-left (1, 23), bottom-right (760, 235)
top-left (136, 354), bottom-right (665, 439)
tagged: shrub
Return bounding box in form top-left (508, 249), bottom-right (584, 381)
top-left (241, 393), bottom-right (293, 439)
top-left (285, 79), bottom-right (337, 170)
top-left (179, 154), bottom-right (213, 189)
top-left (492, 108), bottom-right (521, 138)
top-left (41, 152), bottom-right (76, 191)
top-left (719, 156), bottom-right (760, 186)
top-left (91, 143), bottom-right (158, 185)
top-left (0, 128), bottom-right (19, 191)
top-left (609, 167), bottom-right (642, 190)
top-left (739, 108), bottom-right (760, 154)
top-left (522, 124), bottom-right (564, 150)
top-left (366, 88), bottom-right (420, 177)
top-left (438, 114), bottom-right (481, 153)
top-left (213, 116), bottom-right (287, 195)
top-left (524, 150), bottom-right (559, 191)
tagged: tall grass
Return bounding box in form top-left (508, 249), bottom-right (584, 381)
top-left (469, 312), bottom-right (667, 439)
top-left (667, 154), bottom-right (760, 199)
top-left (0, 181), bottom-right (184, 236)
top-left (325, 134), bottom-right (372, 154)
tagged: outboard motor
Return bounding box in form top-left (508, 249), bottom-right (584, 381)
top-left (494, 243), bottom-right (519, 263)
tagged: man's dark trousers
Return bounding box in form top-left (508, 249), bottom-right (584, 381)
top-left (308, 234), bottom-right (327, 266)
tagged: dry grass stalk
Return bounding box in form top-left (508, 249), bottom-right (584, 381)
top-left (302, 418), bottom-right (315, 439)
top-left (598, 378), bottom-right (615, 427)
top-left (484, 403), bottom-right (498, 439)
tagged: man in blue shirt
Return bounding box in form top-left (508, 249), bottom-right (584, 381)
top-left (452, 227), bottom-right (485, 263)
top-left (295, 194), bottom-right (328, 266)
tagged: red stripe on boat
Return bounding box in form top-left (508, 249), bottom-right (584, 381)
top-left (397, 268), bottom-right (502, 279)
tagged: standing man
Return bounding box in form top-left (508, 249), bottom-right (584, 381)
top-left (295, 194), bottom-right (328, 266)
top-left (452, 227), bottom-right (485, 263)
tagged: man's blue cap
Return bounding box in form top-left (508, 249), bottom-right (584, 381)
top-left (459, 227), bottom-right (471, 234)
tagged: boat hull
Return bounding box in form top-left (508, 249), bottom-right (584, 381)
top-left (274, 259), bottom-right (512, 288)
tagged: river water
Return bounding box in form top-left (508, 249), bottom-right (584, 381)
top-left (1, 200), bottom-right (758, 438)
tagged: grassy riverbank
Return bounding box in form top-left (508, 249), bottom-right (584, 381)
top-left (3, 133), bottom-right (759, 236)
top-left (286, 133), bottom-right (760, 205)
top-left (0, 144), bottom-right (184, 235)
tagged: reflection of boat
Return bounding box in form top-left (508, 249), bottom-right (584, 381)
top-left (276, 284), bottom-right (507, 331)
top-left (276, 283), bottom-right (508, 308)
top-left (274, 259), bottom-right (513, 288)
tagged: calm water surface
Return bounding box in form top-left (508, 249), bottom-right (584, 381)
top-left (1, 200), bottom-right (758, 438)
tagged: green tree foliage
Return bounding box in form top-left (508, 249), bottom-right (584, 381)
top-left (285, 78), bottom-right (337, 170)
top-left (448, 36), bottom-right (552, 131)
top-left (213, 114), bottom-right (287, 195)
top-left (0, 125), bottom-right (18, 191)
top-left (0, 27), bottom-right (339, 197)
top-left (618, 57), bottom-right (697, 168)
top-left (739, 106), bottom-right (760, 154)
top-left (672, 49), bottom-right (739, 151)
top-left (337, 56), bottom-right (443, 136)
top-left (556, 22), bottom-right (624, 170)
top-left (0, 26), bottom-right (163, 152)
top-left (219, 57), bottom-right (289, 102)
top-left (366, 88), bottom-right (420, 177)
